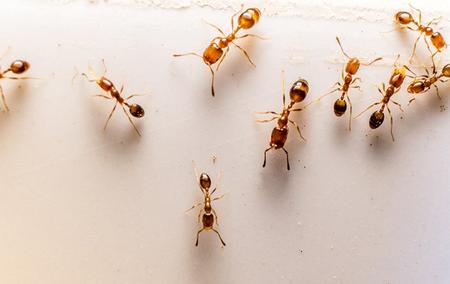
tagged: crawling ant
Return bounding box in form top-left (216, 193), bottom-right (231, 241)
top-left (405, 60), bottom-right (450, 103)
top-left (395, 5), bottom-right (447, 63)
top-left (187, 162), bottom-right (226, 247)
top-left (355, 56), bottom-right (406, 141)
top-left (257, 73), bottom-right (309, 170)
top-left (81, 61), bottom-right (145, 136)
top-left (315, 37), bottom-right (382, 130)
top-left (173, 5), bottom-right (263, 97)
top-left (0, 51), bottom-right (33, 111)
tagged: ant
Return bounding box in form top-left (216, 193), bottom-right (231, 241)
top-left (187, 161), bottom-right (226, 247)
top-left (0, 50), bottom-right (33, 111)
top-left (257, 73), bottom-right (309, 170)
top-left (81, 61), bottom-right (145, 136)
top-left (173, 5), bottom-right (263, 97)
top-left (355, 56), bottom-right (406, 142)
top-left (405, 60), bottom-right (450, 103)
top-left (395, 5), bottom-right (447, 63)
top-left (314, 37), bottom-right (382, 130)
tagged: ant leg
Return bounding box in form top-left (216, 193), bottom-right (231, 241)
top-left (207, 64), bottom-right (216, 97)
top-left (409, 34), bottom-right (422, 63)
top-left (212, 194), bottom-right (225, 202)
top-left (433, 84), bottom-right (442, 100)
top-left (186, 202), bottom-right (204, 213)
top-left (281, 70), bottom-right (286, 108)
top-left (212, 209), bottom-right (219, 225)
top-left (0, 85), bottom-right (9, 112)
top-left (306, 86), bottom-right (340, 107)
top-left (173, 52), bottom-right (203, 59)
top-left (212, 228), bottom-right (226, 246)
top-left (289, 119), bottom-right (306, 141)
top-left (346, 93), bottom-right (353, 131)
top-left (94, 94), bottom-right (112, 100)
top-left (409, 4), bottom-right (422, 25)
top-left (3, 76), bottom-right (41, 81)
top-left (408, 97), bottom-right (417, 106)
top-left (197, 209), bottom-right (204, 224)
top-left (386, 105), bottom-right (395, 142)
top-left (204, 20), bottom-right (225, 36)
top-left (192, 160), bottom-right (206, 193)
top-left (195, 229), bottom-right (205, 246)
top-left (101, 59), bottom-right (107, 76)
top-left (262, 147), bottom-right (273, 168)
top-left (282, 147), bottom-right (290, 171)
top-left (404, 64), bottom-right (418, 77)
top-left (121, 104), bottom-right (142, 137)
top-left (354, 102), bottom-right (381, 119)
top-left (256, 116), bottom-right (279, 123)
top-left (103, 101), bottom-right (118, 130)
top-left (426, 16), bottom-right (442, 27)
top-left (236, 34), bottom-right (268, 40)
top-left (391, 100), bottom-right (405, 112)
top-left (255, 111), bottom-right (278, 115)
top-left (351, 77), bottom-right (361, 84)
top-left (126, 94), bottom-right (147, 100)
top-left (231, 42), bottom-right (256, 67)
top-left (216, 47), bottom-right (229, 71)
top-left (231, 4), bottom-right (244, 30)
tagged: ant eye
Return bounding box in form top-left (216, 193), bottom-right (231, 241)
top-left (10, 60), bottom-right (30, 74)
top-left (129, 104), bottom-right (145, 118)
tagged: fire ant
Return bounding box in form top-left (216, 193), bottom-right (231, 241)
top-left (355, 56), bottom-right (406, 142)
top-left (405, 60), bottom-right (450, 103)
top-left (395, 5), bottom-right (447, 63)
top-left (257, 73), bottom-right (309, 170)
top-left (315, 37), bottom-right (382, 130)
top-left (173, 5), bottom-right (263, 97)
top-left (0, 50), bottom-right (34, 111)
top-left (187, 161), bottom-right (226, 247)
top-left (81, 61), bottom-right (145, 136)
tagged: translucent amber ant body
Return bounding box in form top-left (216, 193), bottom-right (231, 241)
top-left (395, 5), bottom-right (446, 63)
top-left (0, 59), bottom-right (32, 112)
top-left (174, 6), bottom-right (262, 96)
top-left (257, 74), bottom-right (309, 170)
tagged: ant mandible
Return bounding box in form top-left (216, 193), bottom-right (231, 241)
top-left (257, 72), bottom-right (309, 170)
top-left (395, 5), bottom-right (447, 63)
top-left (405, 59), bottom-right (450, 103)
top-left (81, 61), bottom-right (145, 137)
top-left (355, 56), bottom-right (406, 142)
top-left (0, 49), bottom-right (33, 112)
top-left (173, 5), bottom-right (263, 97)
top-left (187, 161), bottom-right (226, 247)
top-left (314, 37), bottom-right (382, 130)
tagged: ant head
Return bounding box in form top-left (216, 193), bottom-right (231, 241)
top-left (199, 173), bottom-right (211, 190)
top-left (395, 11), bottom-right (413, 25)
top-left (289, 79), bottom-right (309, 103)
top-left (442, 64), bottom-right (450, 77)
top-left (333, 98), bottom-right (347, 117)
top-left (431, 32), bottom-right (446, 50)
top-left (390, 67), bottom-right (406, 88)
top-left (98, 77), bottom-right (114, 92)
top-left (407, 80), bottom-right (426, 94)
top-left (345, 58), bottom-right (360, 75)
top-left (369, 111), bottom-right (384, 129)
top-left (238, 8), bottom-right (261, 29)
top-left (129, 104), bottom-right (145, 118)
top-left (10, 60), bottom-right (30, 74)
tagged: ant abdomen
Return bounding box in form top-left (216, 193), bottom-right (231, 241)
top-left (369, 111), bottom-right (384, 129)
top-left (238, 8), bottom-right (261, 29)
top-left (289, 79), bottom-right (309, 103)
top-left (203, 42), bottom-right (223, 65)
top-left (395, 11), bottom-right (413, 25)
top-left (10, 60), bottom-right (30, 74)
top-left (202, 214), bottom-right (214, 228)
top-left (129, 104), bottom-right (145, 118)
top-left (334, 98), bottom-right (347, 116)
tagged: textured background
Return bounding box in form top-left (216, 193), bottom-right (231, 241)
top-left (0, 0), bottom-right (449, 283)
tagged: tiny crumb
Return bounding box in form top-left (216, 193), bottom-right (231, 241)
top-left (212, 155), bottom-right (217, 163)
top-left (400, 116), bottom-right (403, 119)
top-left (370, 143), bottom-right (373, 146)
top-left (440, 105), bottom-right (447, 112)
top-left (299, 249), bottom-right (303, 254)
top-left (303, 166), bottom-right (306, 169)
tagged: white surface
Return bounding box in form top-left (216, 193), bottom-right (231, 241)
top-left (0, 1), bottom-right (450, 283)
